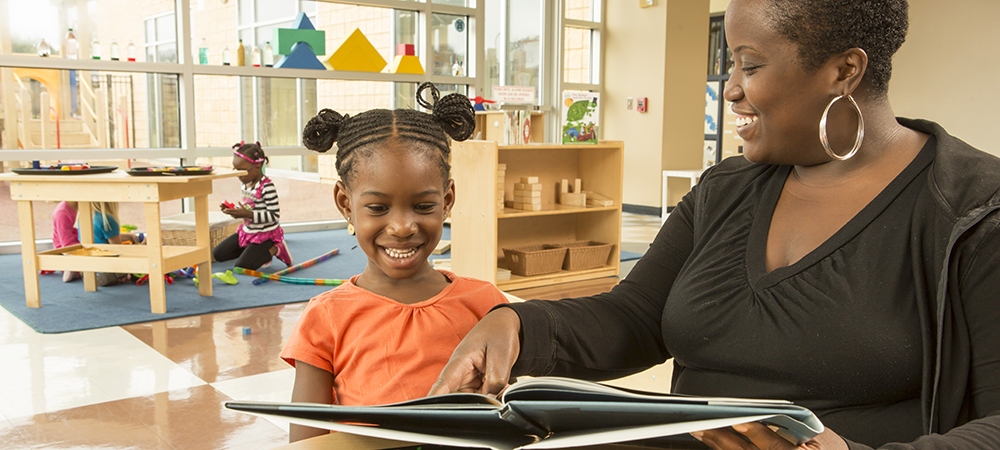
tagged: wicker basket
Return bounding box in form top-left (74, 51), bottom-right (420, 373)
top-left (557, 241), bottom-right (614, 271)
top-left (502, 244), bottom-right (568, 277)
top-left (160, 212), bottom-right (242, 261)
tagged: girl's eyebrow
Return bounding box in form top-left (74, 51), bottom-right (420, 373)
top-left (359, 189), bottom-right (442, 198)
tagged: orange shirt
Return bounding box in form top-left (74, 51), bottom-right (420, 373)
top-left (280, 270), bottom-right (508, 405)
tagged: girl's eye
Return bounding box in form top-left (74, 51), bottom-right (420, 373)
top-left (366, 205), bottom-right (388, 214)
top-left (415, 203), bottom-right (437, 212)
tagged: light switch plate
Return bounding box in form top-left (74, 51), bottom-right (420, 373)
top-left (627, 97), bottom-right (633, 110)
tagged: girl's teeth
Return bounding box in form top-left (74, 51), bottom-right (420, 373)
top-left (736, 115), bottom-right (757, 127)
top-left (384, 247), bottom-right (417, 259)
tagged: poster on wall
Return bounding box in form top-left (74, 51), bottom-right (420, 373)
top-left (561, 90), bottom-right (600, 145)
top-left (705, 81), bottom-right (720, 135)
top-left (704, 140), bottom-right (717, 170)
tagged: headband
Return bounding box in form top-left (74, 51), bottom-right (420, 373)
top-left (233, 141), bottom-right (265, 165)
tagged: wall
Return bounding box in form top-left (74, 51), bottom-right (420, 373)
top-left (890, 0), bottom-right (998, 155)
top-left (604, 0), bottom-right (708, 209)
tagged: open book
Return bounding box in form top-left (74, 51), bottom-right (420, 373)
top-left (225, 376), bottom-right (823, 450)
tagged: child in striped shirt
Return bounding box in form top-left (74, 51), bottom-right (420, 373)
top-left (214, 142), bottom-right (293, 270)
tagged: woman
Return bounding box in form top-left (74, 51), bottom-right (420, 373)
top-left (429, 0), bottom-right (1000, 449)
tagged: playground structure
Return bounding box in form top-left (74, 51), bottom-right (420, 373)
top-left (0, 66), bottom-right (135, 157)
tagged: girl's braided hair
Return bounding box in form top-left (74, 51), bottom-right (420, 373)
top-left (233, 141), bottom-right (268, 166)
top-left (301, 82), bottom-right (476, 186)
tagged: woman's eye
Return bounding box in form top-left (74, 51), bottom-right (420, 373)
top-left (741, 64), bottom-right (760, 74)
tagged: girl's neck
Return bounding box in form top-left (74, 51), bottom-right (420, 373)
top-left (244, 174), bottom-right (264, 188)
top-left (355, 263), bottom-right (451, 305)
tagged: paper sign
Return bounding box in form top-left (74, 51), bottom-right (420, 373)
top-left (492, 85), bottom-right (536, 104)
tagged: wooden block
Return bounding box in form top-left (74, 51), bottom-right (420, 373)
top-left (513, 189), bottom-right (541, 198)
top-left (497, 163), bottom-right (506, 171)
top-left (514, 196), bottom-right (542, 204)
top-left (583, 190), bottom-right (614, 206)
top-left (559, 192), bottom-right (587, 207)
top-left (504, 200), bottom-right (515, 208)
top-left (432, 240), bottom-right (451, 255)
top-left (560, 179), bottom-right (569, 193)
top-left (514, 182), bottom-right (542, 191)
top-left (520, 176), bottom-right (539, 184)
top-left (574, 178), bottom-right (582, 193)
top-left (514, 202), bottom-right (542, 211)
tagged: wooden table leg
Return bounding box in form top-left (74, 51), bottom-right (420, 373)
top-left (194, 194), bottom-right (213, 297)
top-left (145, 202), bottom-right (167, 314)
top-left (17, 201), bottom-right (40, 308)
top-left (77, 201), bottom-right (97, 291)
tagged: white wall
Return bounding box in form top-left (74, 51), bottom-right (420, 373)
top-left (890, 0), bottom-right (999, 155)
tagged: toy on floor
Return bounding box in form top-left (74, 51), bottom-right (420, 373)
top-left (191, 268), bottom-right (239, 286)
top-left (134, 273), bottom-right (175, 286)
top-left (234, 267), bottom-right (344, 286)
top-left (252, 248), bottom-right (339, 285)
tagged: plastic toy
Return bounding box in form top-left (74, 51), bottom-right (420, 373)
top-left (134, 273), bottom-right (174, 286)
top-left (221, 200), bottom-right (236, 209)
top-left (214, 270), bottom-right (238, 284)
top-left (275, 42), bottom-right (326, 70)
top-left (234, 267), bottom-right (345, 286)
top-left (40, 270), bottom-right (56, 275)
top-left (253, 248), bottom-right (339, 285)
top-left (389, 43), bottom-right (423, 74)
top-left (468, 96), bottom-right (496, 111)
top-left (120, 224), bottom-right (138, 233)
top-left (242, 327), bottom-right (252, 335)
top-left (327, 28), bottom-right (386, 72)
top-left (273, 12), bottom-right (326, 70)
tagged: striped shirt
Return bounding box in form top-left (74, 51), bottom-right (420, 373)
top-left (241, 177), bottom-right (281, 234)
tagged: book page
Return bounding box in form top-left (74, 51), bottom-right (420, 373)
top-left (503, 377), bottom-right (791, 405)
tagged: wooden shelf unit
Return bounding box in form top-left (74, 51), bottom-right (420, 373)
top-left (451, 140), bottom-right (624, 291)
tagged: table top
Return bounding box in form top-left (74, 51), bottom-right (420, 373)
top-left (0, 169), bottom-right (245, 183)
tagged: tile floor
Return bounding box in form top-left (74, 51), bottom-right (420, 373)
top-left (0, 213), bottom-right (663, 450)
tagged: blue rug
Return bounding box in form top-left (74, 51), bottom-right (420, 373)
top-left (0, 227), bottom-right (643, 334)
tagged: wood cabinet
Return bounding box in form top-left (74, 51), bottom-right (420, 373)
top-left (450, 140), bottom-right (624, 291)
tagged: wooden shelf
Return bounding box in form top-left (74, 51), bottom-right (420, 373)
top-left (450, 140), bottom-right (624, 291)
top-left (499, 204), bottom-right (617, 219)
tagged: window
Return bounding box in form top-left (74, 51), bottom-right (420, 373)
top-left (563, 0), bottom-right (602, 86)
top-left (144, 13), bottom-right (180, 148)
top-left (484, 0), bottom-right (543, 105)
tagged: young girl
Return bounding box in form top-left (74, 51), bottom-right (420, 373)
top-left (51, 201), bottom-right (80, 282)
top-left (281, 82), bottom-right (508, 443)
top-left (214, 142), bottom-right (293, 270)
top-left (89, 201), bottom-right (141, 286)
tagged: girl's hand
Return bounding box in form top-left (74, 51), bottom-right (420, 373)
top-left (222, 207), bottom-right (252, 219)
top-left (692, 422), bottom-right (847, 450)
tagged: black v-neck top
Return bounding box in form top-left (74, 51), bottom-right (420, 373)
top-left (662, 138), bottom-right (936, 446)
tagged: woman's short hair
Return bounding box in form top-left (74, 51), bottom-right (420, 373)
top-left (762, 0), bottom-right (908, 96)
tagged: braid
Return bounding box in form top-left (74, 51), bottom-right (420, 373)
top-left (302, 82), bottom-right (476, 186)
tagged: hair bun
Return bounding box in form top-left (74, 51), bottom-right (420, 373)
top-left (417, 82), bottom-right (476, 142)
top-left (302, 108), bottom-right (348, 153)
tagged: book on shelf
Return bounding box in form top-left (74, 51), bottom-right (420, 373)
top-left (561, 90), bottom-right (600, 145)
top-left (225, 376), bottom-right (823, 450)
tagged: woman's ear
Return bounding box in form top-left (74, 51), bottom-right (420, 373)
top-left (333, 181), bottom-right (353, 222)
top-left (835, 47), bottom-right (868, 95)
top-left (442, 179), bottom-right (456, 218)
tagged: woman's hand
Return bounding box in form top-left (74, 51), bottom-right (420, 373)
top-left (428, 307), bottom-right (522, 397)
top-left (692, 423), bottom-right (847, 450)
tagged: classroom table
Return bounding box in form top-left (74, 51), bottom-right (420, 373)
top-left (0, 169), bottom-right (244, 313)
top-left (273, 432), bottom-right (690, 450)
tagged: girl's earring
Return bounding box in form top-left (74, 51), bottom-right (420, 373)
top-left (347, 218), bottom-right (355, 236)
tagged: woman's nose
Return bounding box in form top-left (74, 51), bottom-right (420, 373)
top-left (723, 74), bottom-right (743, 102)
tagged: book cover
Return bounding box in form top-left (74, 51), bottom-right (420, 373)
top-left (226, 376), bottom-right (823, 450)
top-left (561, 91), bottom-right (600, 145)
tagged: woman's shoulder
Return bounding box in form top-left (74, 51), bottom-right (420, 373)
top-left (903, 118), bottom-right (1000, 217)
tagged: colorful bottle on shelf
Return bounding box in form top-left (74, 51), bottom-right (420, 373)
top-left (90, 37), bottom-right (101, 60)
top-left (251, 46), bottom-right (261, 67)
top-left (64, 28), bottom-right (78, 59)
top-left (109, 39), bottom-right (120, 60)
top-left (198, 38), bottom-right (208, 65)
top-left (37, 38), bottom-right (51, 57)
top-left (222, 45), bottom-right (231, 65)
top-left (126, 39), bottom-right (136, 61)
top-left (262, 41), bottom-right (274, 67)
top-left (236, 39), bottom-right (245, 66)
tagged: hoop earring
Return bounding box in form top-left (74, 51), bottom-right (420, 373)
top-left (346, 218), bottom-right (355, 236)
top-left (819, 94), bottom-right (864, 161)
